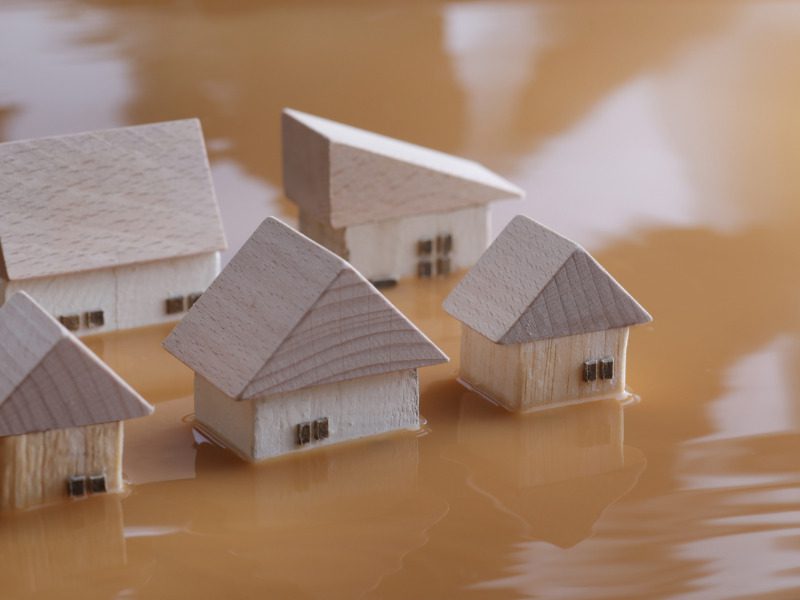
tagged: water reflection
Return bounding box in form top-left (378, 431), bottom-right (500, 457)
top-left (0, 495), bottom-right (130, 597)
top-left (445, 395), bottom-right (645, 549)
top-left (120, 432), bottom-right (447, 599)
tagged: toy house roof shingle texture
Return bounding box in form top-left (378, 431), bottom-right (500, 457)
top-left (0, 293), bottom-right (153, 437)
top-left (0, 119), bottom-right (226, 280)
top-left (163, 217), bottom-right (448, 400)
top-left (282, 108), bottom-right (524, 228)
top-left (443, 215), bottom-right (652, 344)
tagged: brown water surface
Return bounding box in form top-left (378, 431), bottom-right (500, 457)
top-left (1, 1), bottom-right (800, 598)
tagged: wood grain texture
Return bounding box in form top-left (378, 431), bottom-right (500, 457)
top-left (164, 217), bottom-right (447, 399)
top-left (244, 269), bottom-right (446, 397)
top-left (443, 214), bottom-right (652, 343)
top-left (0, 119), bottom-right (226, 280)
top-left (345, 205), bottom-right (488, 281)
top-left (0, 292), bottom-right (153, 436)
top-left (196, 369), bottom-right (418, 462)
top-left (459, 324), bottom-right (629, 412)
top-left (0, 421), bottom-right (122, 510)
top-left (2, 253), bottom-right (218, 335)
top-left (282, 108), bottom-right (523, 228)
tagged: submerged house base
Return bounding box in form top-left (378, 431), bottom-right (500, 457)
top-left (195, 369), bottom-right (420, 462)
top-left (459, 324), bottom-right (629, 413)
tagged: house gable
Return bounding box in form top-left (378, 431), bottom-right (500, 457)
top-left (0, 293), bottom-right (153, 437)
top-left (164, 217), bottom-right (448, 399)
top-left (444, 215), bottom-right (651, 343)
top-left (243, 269), bottom-right (447, 399)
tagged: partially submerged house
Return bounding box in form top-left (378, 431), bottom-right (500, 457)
top-left (0, 292), bottom-right (154, 511)
top-left (282, 108), bottom-right (524, 284)
top-left (163, 217), bottom-right (448, 462)
top-left (443, 215), bottom-right (652, 412)
top-left (0, 119), bottom-right (226, 336)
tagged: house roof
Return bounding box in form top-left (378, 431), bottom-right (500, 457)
top-left (443, 215), bottom-right (652, 343)
top-left (0, 119), bottom-right (226, 281)
top-left (0, 292), bottom-right (154, 437)
top-left (163, 217), bottom-right (448, 400)
top-left (281, 108), bottom-right (524, 228)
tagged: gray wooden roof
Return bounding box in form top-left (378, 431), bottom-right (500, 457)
top-left (0, 119), bottom-right (226, 280)
top-left (0, 293), bottom-right (153, 436)
top-left (443, 215), bottom-right (652, 343)
top-left (163, 217), bottom-right (448, 400)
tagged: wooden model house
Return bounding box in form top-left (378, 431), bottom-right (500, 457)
top-left (0, 119), bottom-right (226, 336)
top-left (443, 215), bottom-right (652, 412)
top-left (0, 292), bottom-right (154, 511)
top-left (163, 217), bottom-right (448, 462)
top-left (282, 108), bottom-right (524, 284)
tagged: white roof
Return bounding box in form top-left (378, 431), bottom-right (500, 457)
top-left (163, 217), bottom-right (448, 399)
top-left (443, 215), bottom-right (652, 343)
top-left (282, 108), bottom-right (524, 228)
top-left (0, 292), bottom-right (154, 437)
top-left (0, 119), bottom-right (226, 280)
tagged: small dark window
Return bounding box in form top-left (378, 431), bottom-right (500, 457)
top-left (296, 422), bottom-right (312, 446)
top-left (88, 474), bottom-right (107, 494)
top-left (313, 417), bottom-right (329, 441)
top-left (67, 475), bottom-right (86, 497)
top-left (59, 315), bottom-right (81, 332)
top-left (417, 239), bottom-right (433, 256)
top-left (85, 310), bottom-right (105, 328)
top-left (436, 234), bottom-right (453, 254)
top-left (418, 261), bottom-right (433, 278)
top-left (600, 357), bottom-right (614, 380)
top-left (186, 292), bottom-right (202, 309)
top-left (165, 296), bottom-right (185, 315)
top-left (436, 257), bottom-right (451, 276)
top-left (583, 360), bottom-right (598, 382)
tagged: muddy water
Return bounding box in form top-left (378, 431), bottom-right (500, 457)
top-left (2, 1), bottom-right (800, 598)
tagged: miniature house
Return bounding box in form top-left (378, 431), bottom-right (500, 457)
top-left (163, 217), bottom-right (448, 462)
top-left (0, 292), bottom-right (154, 511)
top-left (281, 108), bottom-right (524, 284)
top-left (0, 119), bottom-right (227, 336)
top-left (443, 215), bottom-right (652, 412)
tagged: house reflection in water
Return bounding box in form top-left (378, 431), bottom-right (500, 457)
top-left (445, 393), bottom-right (646, 548)
top-left (122, 430), bottom-right (448, 598)
top-left (0, 495), bottom-right (129, 596)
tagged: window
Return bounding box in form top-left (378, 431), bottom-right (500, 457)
top-left (85, 309), bottom-right (104, 328)
top-left (313, 417), bottom-right (329, 441)
top-left (583, 360), bottom-right (598, 382)
top-left (417, 233), bottom-right (454, 278)
top-left (89, 474), bottom-right (107, 494)
top-left (187, 292), bottom-right (202, 309)
top-left (166, 296), bottom-right (185, 315)
top-left (296, 422), bottom-right (312, 446)
top-left (67, 475), bottom-right (86, 497)
top-left (59, 314), bottom-right (81, 332)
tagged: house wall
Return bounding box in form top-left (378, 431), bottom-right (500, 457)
top-left (2, 252), bottom-right (219, 336)
top-left (459, 324), bottom-right (629, 412)
top-left (0, 421), bottom-right (123, 511)
top-left (195, 374), bottom-right (255, 459)
top-left (194, 370), bottom-right (419, 462)
top-left (299, 206), bottom-right (489, 282)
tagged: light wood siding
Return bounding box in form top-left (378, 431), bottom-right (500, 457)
top-left (460, 324), bottom-right (629, 412)
top-left (0, 421), bottom-right (123, 511)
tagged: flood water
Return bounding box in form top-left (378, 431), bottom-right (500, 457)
top-left (1, 1), bottom-right (800, 598)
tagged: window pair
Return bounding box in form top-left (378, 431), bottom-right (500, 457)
top-left (296, 417), bottom-right (329, 446)
top-left (59, 309), bottom-right (104, 332)
top-left (67, 473), bottom-right (107, 497)
top-left (166, 292), bottom-right (202, 315)
top-left (583, 357), bottom-right (614, 382)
